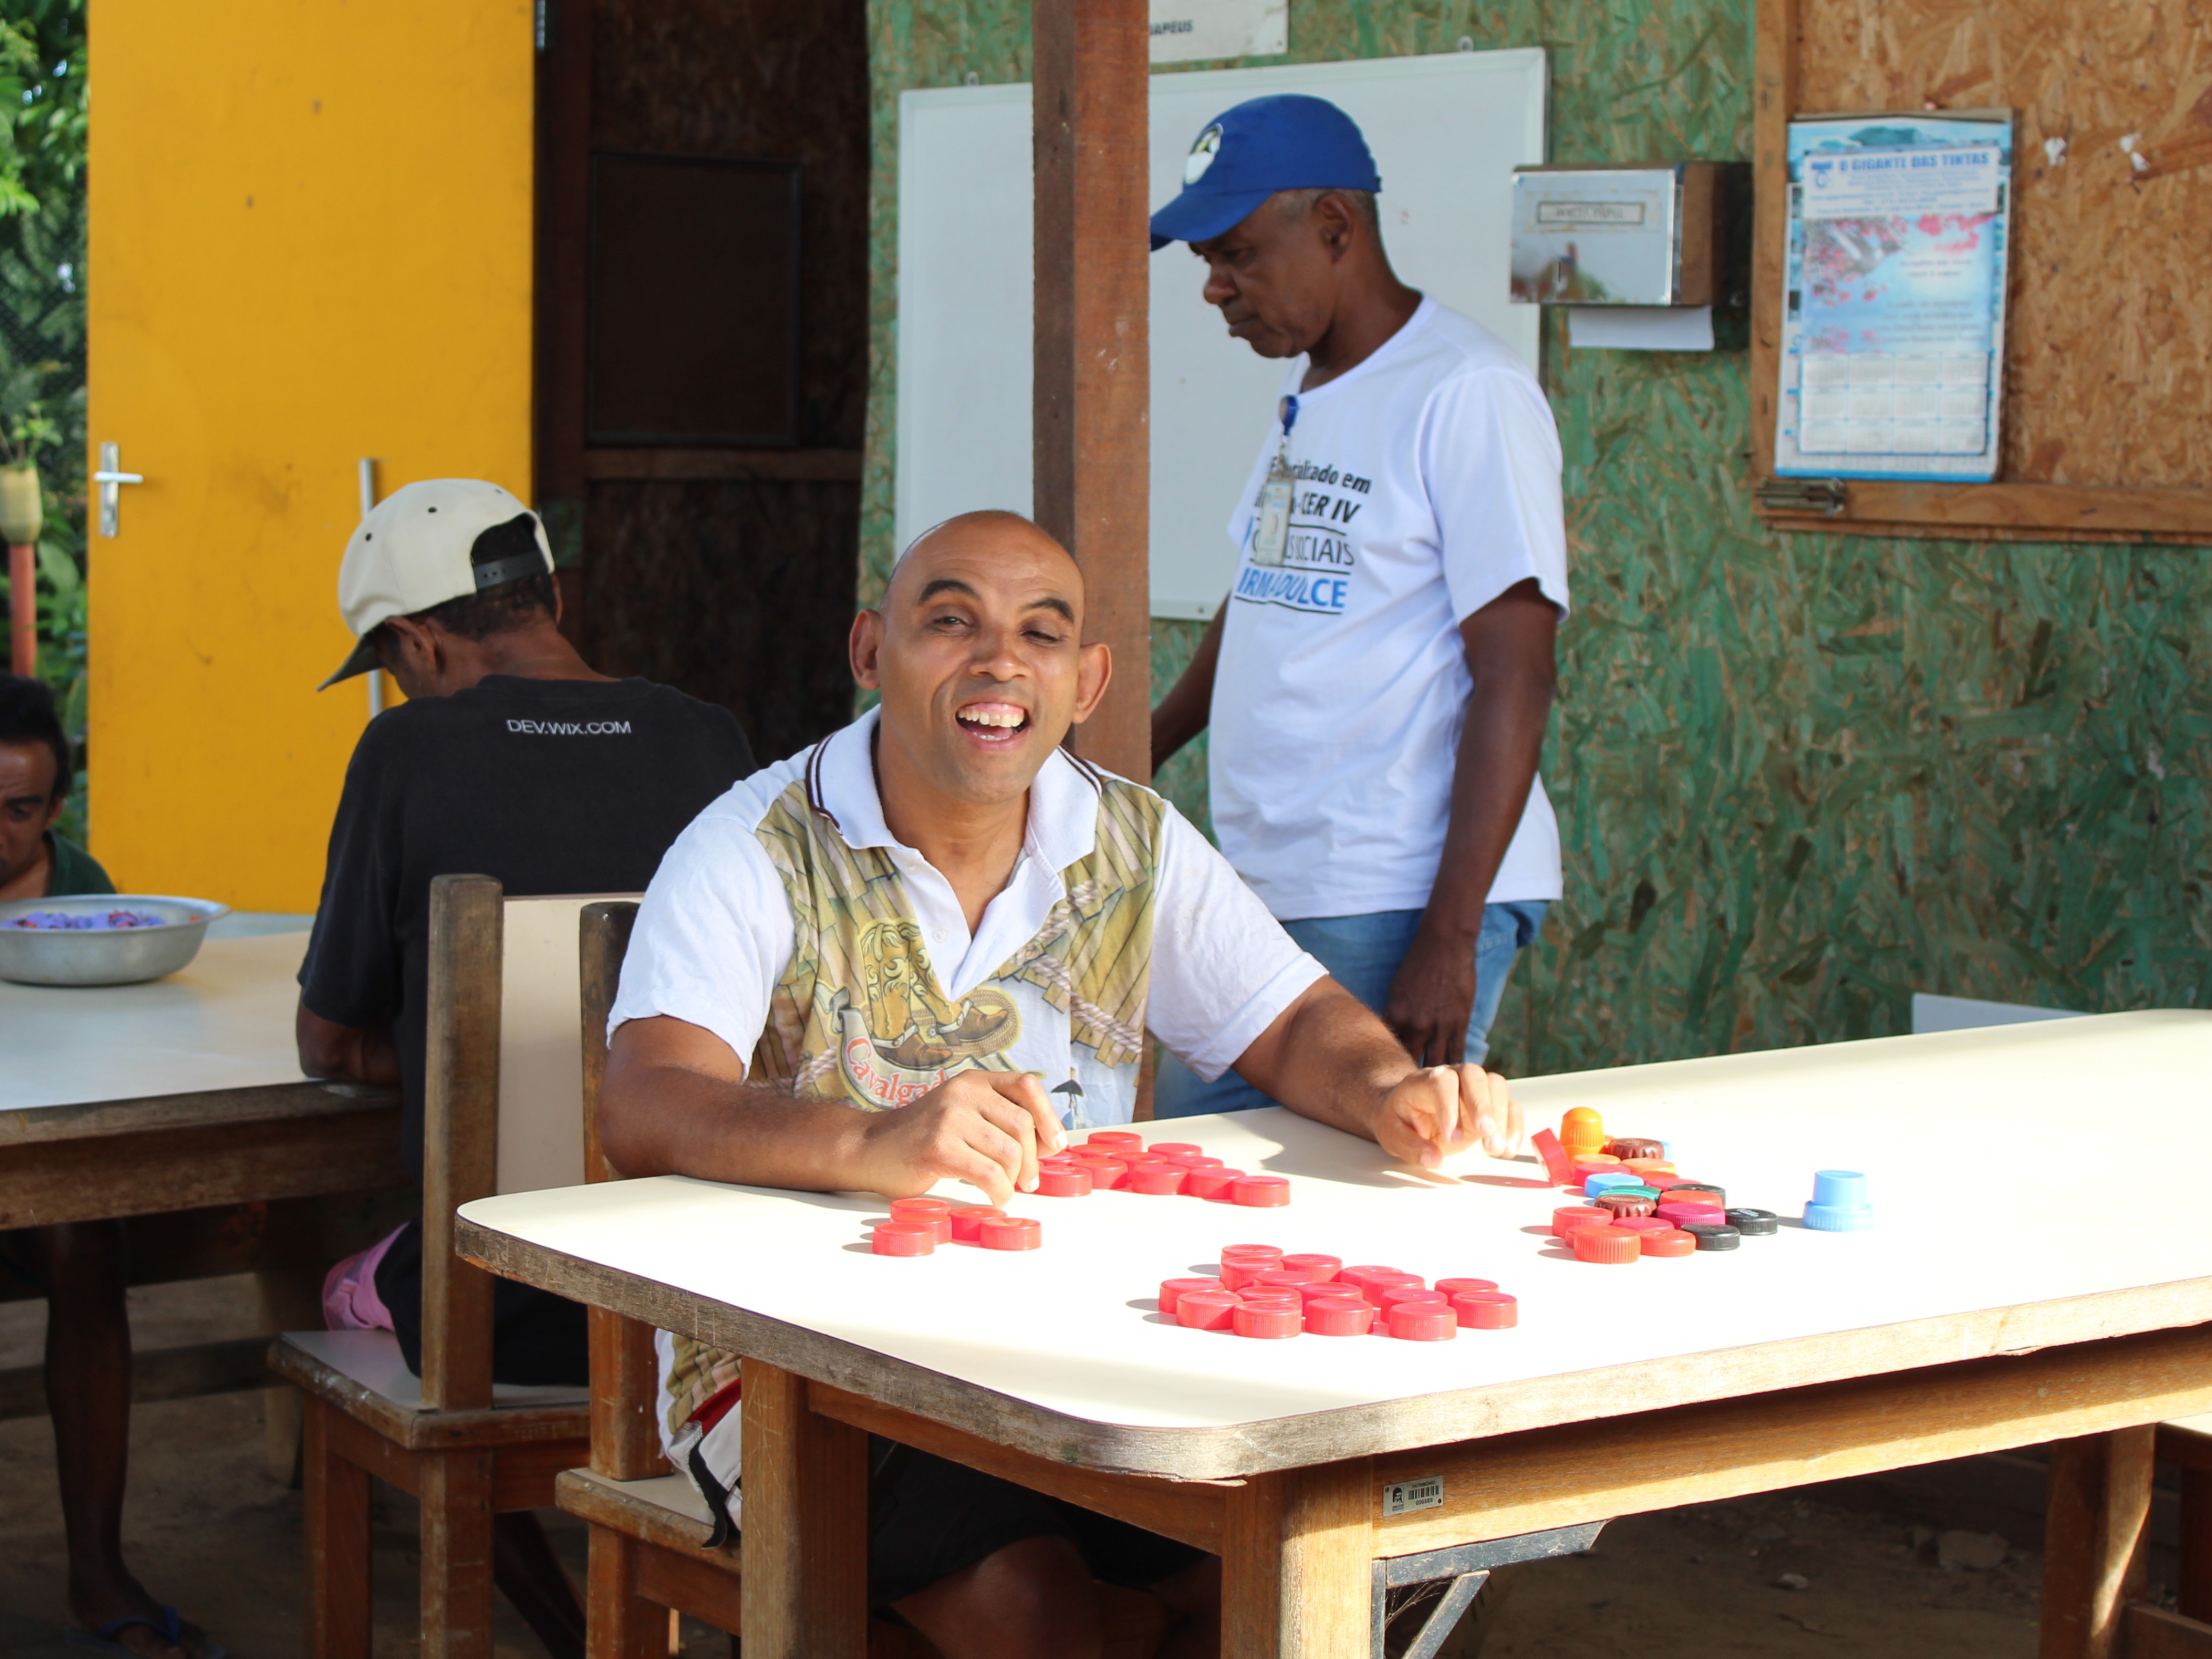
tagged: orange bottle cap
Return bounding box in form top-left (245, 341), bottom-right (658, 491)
top-left (1570, 1226), bottom-right (1641, 1264)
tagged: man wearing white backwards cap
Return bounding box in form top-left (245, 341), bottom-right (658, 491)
top-left (294, 479), bottom-right (752, 1650)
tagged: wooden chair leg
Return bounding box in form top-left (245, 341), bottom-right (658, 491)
top-left (420, 1447), bottom-right (498, 1659)
top-left (2040, 1427), bottom-right (2154, 1659)
top-left (587, 1524), bottom-right (669, 1659)
top-left (302, 1399), bottom-right (372, 1659)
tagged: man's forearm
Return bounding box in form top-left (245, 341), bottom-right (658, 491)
top-left (598, 1058), bottom-right (871, 1189)
top-left (295, 1002), bottom-right (401, 1087)
top-left (1150, 604), bottom-right (1226, 769)
top-left (1234, 979), bottom-right (1409, 1142)
top-left (1421, 664), bottom-right (1551, 942)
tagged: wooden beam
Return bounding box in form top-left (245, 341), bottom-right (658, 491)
top-left (1032, 0), bottom-right (1151, 783)
top-left (1759, 480), bottom-right (2212, 540)
top-left (2125, 1604), bottom-right (2212, 1659)
top-left (741, 1360), bottom-right (870, 1659)
top-left (2042, 1428), bottom-right (2153, 1659)
top-left (421, 874), bottom-right (502, 1415)
top-left (1747, 0), bottom-right (1797, 483)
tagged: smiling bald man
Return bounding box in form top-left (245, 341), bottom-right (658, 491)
top-left (599, 509), bottom-right (1521, 1659)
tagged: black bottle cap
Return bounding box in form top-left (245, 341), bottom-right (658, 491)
top-left (1725, 1208), bottom-right (1778, 1236)
top-left (1683, 1223), bottom-right (1741, 1251)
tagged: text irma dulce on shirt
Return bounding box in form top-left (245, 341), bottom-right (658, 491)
top-left (504, 718), bottom-right (635, 736)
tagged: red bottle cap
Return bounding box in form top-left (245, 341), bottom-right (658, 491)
top-left (1359, 1271), bottom-right (1425, 1306)
top-left (1157, 1277), bottom-right (1219, 1315)
top-left (1297, 1282), bottom-right (1368, 1307)
top-left (1221, 1243), bottom-right (1285, 1263)
top-left (1125, 1160), bottom-right (1189, 1195)
top-left (1146, 1142), bottom-right (1203, 1159)
top-left (1452, 1291), bottom-right (1518, 1329)
top-left (1305, 1299), bottom-right (1377, 1336)
top-left (1336, 1265), bottom-right (1404, 1292)
top-left (979, 1217), bottom-right (1042, 1251)
top-left (1248, 1266), bottom-right (1327, 1291)
top-left (1570, 1226), bottom-right (1641, 1264)
top-left (1230, 1175), bottom-right (1291, 1207)
top-left (1235, 1291), bottom-right (1302, 1314)
top-left (1643, 1173), bottom-right (1688, 1190)
top-left (1611, 1215), bottom-right (1673, 1234)
top-left (888, 1198), bottom-right (954, 1242)
top-left (1074, 1156), bottom-right (1130, 1189)
top-left (1387, 1302), bottom-right (1457, 1341)
top-left (1668, 1183), bottom-right (1726, 1203)
top-left (1551, 1205), bottom-right (1612, 1237)
top-left (947, 1205), bottom-right (1006, 1242)
top-left (1377, 1286), bottom-right (1449, 1314)
top-left (1233, 1302), bottom-right (1302, 1339)
top-left (1086, 1130), bottom-right (1143, 1150)
top-left (1622, 1159), bottom-right (1677, 1177)
top-left (1433, 1277), bottom-right (1499, 1299)
top-left (1217, 1260), bottom-right (1264, 1291)
top-left (1280, 1253), bottom-right (1342, 1281)
top-left (1035, 1165), bottom-right (1094, 1198)
top-left (1175, 1289), bottom-right (1239, 1330)
top-left (1166, 1154), bottom-right (1224, 1170)
top-left (871, 1221), bottom-right (937, 1257)
top-left (1182, 1167), bottom-right (1245, 1200)
top-left (1569, 1155), bottom-right (1624, 1174)
top-left (1530, 1127), bottom-right (1576, 1185)
top-left (1640, 1227), bottom-right (1696, 1258)
top-left (1656, 1203), bottom-right (1725, 1227)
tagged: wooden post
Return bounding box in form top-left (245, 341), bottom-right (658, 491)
top-left (1748, 0), bottom-right (1799, 484)
top-left (2041, 1427), bottom-right (2154, 1659)
top-left (741, 1360), bottom-right (870, 1658)
top-left (1032, 0), bottom-right (1151, 783)
top-left (419, 1446), bottom-right (499, 1659)
top-left (7, 541), bottom-right (31, 673)
top-left (302, 1400), bottom-right (373, 1659)
top-left (421, 874), bottom-right (503, 1414)
top-left (1222, 1461), bottom-right (1375, 1658)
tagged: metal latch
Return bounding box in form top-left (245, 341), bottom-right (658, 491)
top-left (93, 443), bottom-right (145, 538)
top-left (1754, 476), bottom-right (1848, 517)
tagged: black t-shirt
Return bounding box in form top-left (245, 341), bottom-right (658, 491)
top-left (299, 674), bottom-right (754, 1178)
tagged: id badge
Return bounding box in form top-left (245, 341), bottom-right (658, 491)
top-left (1252, 458), bottom-right (1293, 567)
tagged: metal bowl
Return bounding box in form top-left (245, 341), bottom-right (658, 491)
top-left (0, 894), bottom-right (232, 986)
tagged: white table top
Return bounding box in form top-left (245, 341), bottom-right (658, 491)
top-left (460, 1011), bottom-right (2212, 1476)
top-left (1, 931), bottom-right (313, 1113)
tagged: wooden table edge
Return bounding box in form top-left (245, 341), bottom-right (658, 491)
top-left (457, 1215), bottom-right (2212, 1481)
top-left (0, 1079), bottom-right (397, 1144)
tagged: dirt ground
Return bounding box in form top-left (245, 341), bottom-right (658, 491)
top-left (0, 1274), bottom-right (2166, 1658)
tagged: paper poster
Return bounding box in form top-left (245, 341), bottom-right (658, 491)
top-left (1149, 0), bottom-right (1286, 63)
top-left (1773, 114), bottom-right (2013, 481)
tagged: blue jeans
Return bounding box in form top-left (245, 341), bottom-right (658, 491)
top-left (1153, 900), bottom-right (1549, 1119)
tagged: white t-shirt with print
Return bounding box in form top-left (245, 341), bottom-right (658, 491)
top-left (609, 709), bottom-right (1328, 1123)
top-left (1208, 296), bottom-right (1571, 921)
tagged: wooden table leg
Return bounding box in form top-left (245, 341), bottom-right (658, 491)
top-left (1223, 1458), bottom-right (1375, 1659)
top-left (2041, 1427), bottom-right (2154, 1659)
top-left (302, 1399), bottom-right (372, 1659)
top-left (741, 1360), bottom-right (869, 1659)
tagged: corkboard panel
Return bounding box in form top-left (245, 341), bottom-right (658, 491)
top-left (1750, 0), bottom-right (2212, 539)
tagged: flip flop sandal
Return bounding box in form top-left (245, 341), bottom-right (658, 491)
top-left (63, 1605), bottom-right (228, 1659)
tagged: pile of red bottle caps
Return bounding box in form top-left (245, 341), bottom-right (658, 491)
top-left (1160, 1246), bottom-right (1517, 1341)
top-left (1037, 1129), bottom-right (1290, 1207)
top-left (870, 1197), bottom-right (1041, 1256)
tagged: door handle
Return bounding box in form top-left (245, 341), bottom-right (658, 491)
top-left (94, 442), bottom-right (145, 538)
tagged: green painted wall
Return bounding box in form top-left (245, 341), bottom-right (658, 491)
top-left (863, 0), bottom-right (2211, 1074)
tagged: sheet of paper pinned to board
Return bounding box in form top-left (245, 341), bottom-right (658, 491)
top-left (1149, 0), bottom-right (1286, 64)
top-left (1567, 305), bottom-right (1714, 351)
top-left (1773, 112), bottom-right (2014, 482)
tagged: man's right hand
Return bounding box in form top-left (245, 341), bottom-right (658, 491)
top-left (854, 1070), bottom-right (1068, 1205)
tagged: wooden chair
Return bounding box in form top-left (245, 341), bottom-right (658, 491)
top-left (270, 876), bottom-right (630, 1658)
top-left (554, 900), bottom-right (1170, 1657)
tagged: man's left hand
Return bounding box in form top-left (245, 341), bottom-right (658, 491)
top-left (1382, 924), bottom-right (1478, 1067)
top-left (1372, 1063), bottom-right (1521, 1170)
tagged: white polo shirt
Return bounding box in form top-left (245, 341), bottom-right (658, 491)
top-left (1210, 296), bottom-right (1571, 921)
top-left (610, 709), bottom-right (1327, 1123)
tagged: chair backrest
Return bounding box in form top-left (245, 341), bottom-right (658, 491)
top-left (418, 878), bottom-right (639, 1414)
top-left (579, 899), bottom-right (668, 1478)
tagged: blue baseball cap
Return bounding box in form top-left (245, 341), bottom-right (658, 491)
top-left (1149, 95), bottom-right (1381, 251)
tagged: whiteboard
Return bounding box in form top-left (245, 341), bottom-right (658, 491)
top-left (894, 50), bottom-right (1548, 621)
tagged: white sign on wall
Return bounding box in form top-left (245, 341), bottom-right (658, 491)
top-left (1150, 0), bottom-right (1286, 64)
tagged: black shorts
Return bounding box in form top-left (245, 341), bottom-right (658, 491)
top-left (867, 1441), bottom-right (1206, 1610)
top-left (373, 1219), bottom-right (588, 1386)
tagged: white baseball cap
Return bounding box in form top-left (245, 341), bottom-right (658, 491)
top-left (318, 478), bottom-right (555, 689)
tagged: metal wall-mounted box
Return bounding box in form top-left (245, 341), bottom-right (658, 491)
top-left (1508, 162), bottom-right (1746, 307)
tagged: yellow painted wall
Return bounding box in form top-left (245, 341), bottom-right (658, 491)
top-left (87, 0), bottom-right (535, 912)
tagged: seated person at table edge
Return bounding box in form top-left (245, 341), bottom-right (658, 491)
top-left (1, 677), bottom-right (216, 1659)
top-left (599, 510), bottom-right (1521, 1659)
top-left (296, 480), bottom-right (751, 1653)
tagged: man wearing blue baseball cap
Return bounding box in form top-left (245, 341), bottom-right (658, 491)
top-left (1150, 94), bottom-right (1570, 1112)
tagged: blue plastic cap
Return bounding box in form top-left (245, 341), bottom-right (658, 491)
top-left (1803, 1169), bottom-right (1874, 1231)
top-left (1584, 1171), bottom-right (1641, 1197)
top-left (1148, 95), bottom-right (1382, 250)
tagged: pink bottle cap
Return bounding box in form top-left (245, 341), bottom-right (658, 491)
top-left (1073, 1155), bottom-right (1130, 1189)
top-left (1230, 1175), bottom-right (1292, 1207)
top-left (1359, 1271), bottom-right (1425, 1307)
top-left (1247, 1266), bottom-right (1322, 1291)
top-left (1232, 1303), bottom-right (1302, 1339)
top-left (1157, 1277), bottom-right (1219, 1315)
top-left (1612, 1215), bottom-right (1673, 1234)
top-left (1125, 1160), bottom-right (1189, 1195)
top-left (1182, 1166), bottom-right (1245, 1199)
top-left (1656, 1203), bottom-right (1725, 1227)
top-left (1146, 1142), bottom-right (1203, 1159)
top-left (1235, 1291), bottom-right (1302, 1314)
top-left (979, 1217), bottom-right (1042, 1251)
top-left (1218, 1259), bottom-right (1278, 1291)
top-left (947, 1205), bottom-right (1006, 1242)
top-left (1166, 1154), bottom-right (1224, 1170)
top-left (1281, 1253), bottom-right (1342, 1281)
top-left (871, 1221), bottom-right (936, 1257)
top-left (1297, 1282), bottom-right (1368, 1307)
top-left (1086, 1131), bottom-right (1143, 1150)
top-left (888, 1198), bottom-right (953, 1243)
top-left (1452, 1291), bottom-right (1518, 1329)
top-left (1035, 1165), bottom-right (1094, 1198)
top-left (1336, 1266), bottom-right (1404, 1293)
top-left (1175, 1289), bottom-right (1238, 1330)
top-left (1220, 1243), bottom-right (1285, 1263)
top-left (1433, 1277), bottom-right (1499, 1299)
top-left (1387, 1302), bottom-right (1457, 1341)
top-left (1377, 1286), bottom-right (1449, 1314)
top-left (1305, 1299), bottom-right (1377, 1336)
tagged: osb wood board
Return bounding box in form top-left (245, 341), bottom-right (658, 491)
top-left (1751, 0), bottom-right (2212, 539)
top-left (460, 1011), bottom-right (2212, 1480)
